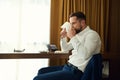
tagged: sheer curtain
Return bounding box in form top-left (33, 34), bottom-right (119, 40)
top-left (0, 0), bottom-right (50, 80)
top-left (0, 0), bottom-right (50, 52)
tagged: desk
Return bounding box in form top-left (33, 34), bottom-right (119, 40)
top-left (0, 52), bottom-right (69, 59)
top-left (0, 52), bottom-right (118, 60)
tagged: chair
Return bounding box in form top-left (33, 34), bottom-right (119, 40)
top-left (81, 53), bottom-right (103, 80)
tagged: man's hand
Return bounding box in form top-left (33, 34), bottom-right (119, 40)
top-left (67, 27), bottom-right (76, 39)
top-left (60, 28), bottom-right (67, 38)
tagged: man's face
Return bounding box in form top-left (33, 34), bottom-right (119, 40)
top-left (69, 16), bottom-right (83, 33)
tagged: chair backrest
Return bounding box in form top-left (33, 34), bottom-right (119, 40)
top-left (81, 54), bottom-right (103, 80)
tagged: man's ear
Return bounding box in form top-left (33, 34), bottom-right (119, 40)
top-left (81, 20), bottom-right (85, 24)
top-left (81, 20), bottom-right (86, 26)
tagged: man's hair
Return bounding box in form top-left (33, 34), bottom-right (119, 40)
top-left (69, 11), bottom-right (86, 21)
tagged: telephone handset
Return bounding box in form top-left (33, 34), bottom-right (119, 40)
top-left (47, 44), bottom-right (58, 52)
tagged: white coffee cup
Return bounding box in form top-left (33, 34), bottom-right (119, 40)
top-left (61, 22), bottom-right (71, 32)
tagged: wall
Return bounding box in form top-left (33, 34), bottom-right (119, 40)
top-left (108, 0), bottom-right (120, 79)
top-left (108, 0), bottom-right (120, 52)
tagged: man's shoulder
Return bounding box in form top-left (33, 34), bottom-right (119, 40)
top-left (85, 29), bottom-right (100, 38)
top-left (88, 29), bottom-right (99, 35)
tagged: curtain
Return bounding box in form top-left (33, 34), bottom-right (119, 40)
top-left (50, 0), bottom-right (109, 52)
top-left (85, 0), bottom-right (109, 52)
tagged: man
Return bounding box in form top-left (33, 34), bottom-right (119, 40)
top-left (33, 11), bottom-right (101, 80)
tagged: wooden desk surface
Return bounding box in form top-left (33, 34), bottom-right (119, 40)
top-left (0, 52), bottom-right (69, 59)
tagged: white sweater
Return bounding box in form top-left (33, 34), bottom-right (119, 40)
top-left (60, 26), bottom-right (101, 72)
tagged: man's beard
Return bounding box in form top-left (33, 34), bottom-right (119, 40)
top-left (75, 27), bottom-right (82, 34)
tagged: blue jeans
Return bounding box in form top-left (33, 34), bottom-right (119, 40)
top-left (33, 64), bottom-right (83, 80)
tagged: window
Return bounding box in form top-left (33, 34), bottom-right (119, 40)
top-left (0, 0), bottom-right (50, 80)
top-left (0, 0), bottom-right (50, 52)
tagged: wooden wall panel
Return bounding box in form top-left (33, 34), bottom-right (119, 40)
top-left (108, 0), bottom-right (120, 53)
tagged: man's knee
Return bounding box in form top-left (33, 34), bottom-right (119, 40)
top-left (37, 67), bottom-right (47, 74)
top-left (33, 75), bottom-right (50, 80)
top-left (33, 76), bottom-right (39, 80)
